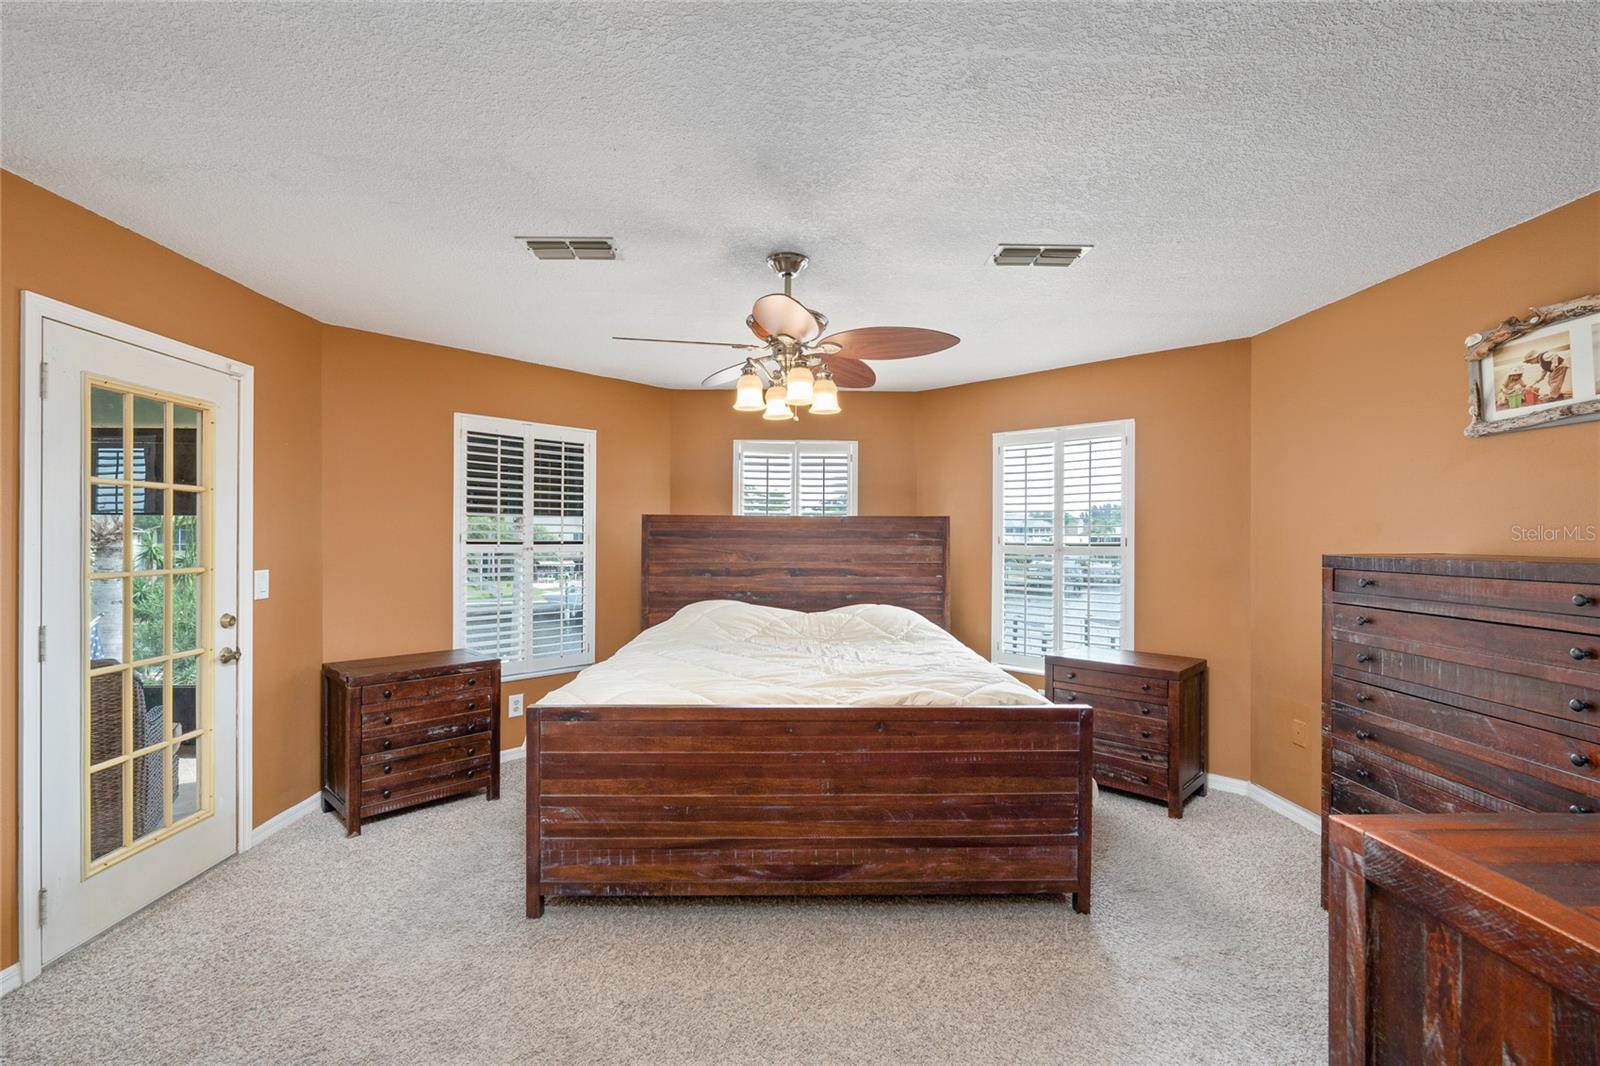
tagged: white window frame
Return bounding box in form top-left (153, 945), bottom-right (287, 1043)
top-left (732, 439), bottom-right (859, 516)
top-left (452, 413), bottom-right (597, 680)
top-left (991, 419), bottom-right (1135, 672)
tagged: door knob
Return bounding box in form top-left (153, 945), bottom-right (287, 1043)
top-left (219, 613), bottom-right (237, 629)
top-left (218, 647), bottom-right (242, 664)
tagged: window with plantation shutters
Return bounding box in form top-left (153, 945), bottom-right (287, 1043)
top-left (991, 420), bottom-right (1134, 669)
top-left (454, 414), bottom-right (595, 678)
top-left (733, 440), bottom-right (857, 516)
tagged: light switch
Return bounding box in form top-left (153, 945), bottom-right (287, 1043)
top-left (253, 569), bottom-right (270, 600)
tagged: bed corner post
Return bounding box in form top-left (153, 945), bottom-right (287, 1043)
top-left (1074, 705), bottom-right (1093, 915)
top-left (526, 705), bottom-right (544, 919)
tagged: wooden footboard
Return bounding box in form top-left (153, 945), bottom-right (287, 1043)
top-left (526, 704), bottom-right (1093, 917)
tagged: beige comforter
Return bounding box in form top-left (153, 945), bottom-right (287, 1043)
top-left (540, 600), bottom-right (1049, 706)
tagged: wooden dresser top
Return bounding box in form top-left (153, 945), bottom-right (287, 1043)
top-left (322, 648), bottom-right (499, 684)
top-left (1331, 814), bottom-right (1600, 985)
top-left (1324, 554), bottom-right (1600, 582)
top-left (1046, 648), bottom-right (1206, 679)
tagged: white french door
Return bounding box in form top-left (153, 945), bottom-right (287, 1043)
top-left (34, 313), bottom-right (243, 966)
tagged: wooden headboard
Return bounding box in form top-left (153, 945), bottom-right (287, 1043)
top-left (641, 515), bottom-right (950, 629)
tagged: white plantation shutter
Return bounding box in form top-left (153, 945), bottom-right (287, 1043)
top-left (734, 440), bottom-right (857, 516)
top-left (739, 449), bottom-right (795, 515)
top-left (455, 415), bottom-right (595, 678)
top-left (992, 421), bottom-right (1134, 668)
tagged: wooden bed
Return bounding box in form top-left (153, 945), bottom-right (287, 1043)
top-left (526, 515), bottom-right (1093, 917)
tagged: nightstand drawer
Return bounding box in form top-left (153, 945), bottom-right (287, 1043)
top-left (361, 669), bottom-right (493, 709)
top-left (361, 692), bottom-right (492, 734)
top-left (1094, 708), bottom-right (1168, 751)
top-left (1050, 688), bottom-right (1168, 720)
top-left (1051, 663), bottom-right (1167, 699)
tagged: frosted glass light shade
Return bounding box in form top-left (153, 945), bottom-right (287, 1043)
top-left (810, 375), bottom-right (841, 414)
top-left (733, 371), bottom-right (765, 411)
top-left (785, 365), bottom-right (814, 406)
top-left (762, 384), bottom-right (791, 420)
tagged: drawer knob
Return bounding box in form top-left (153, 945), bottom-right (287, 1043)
top-left (1140, 682), bottom-right (1151, 692)
top-left (1576, 594), bottom-right (1594, 607)
top-left (383, 714), bottom-right (392, 725)
top-left (1355, 693), bottom-right (1371, 703)
top-left (1356, 653), bottom-right (1373, 663)
top-left (1571, 753), bottom-right (1591, 767)
top-left (1357, 578), bottom-right (1375, 588)
top-left (1355, 768), bottom-right (1371, 779)
top-left (1063, 671), bottom-right (1075, 679)
top-left (382, 689), bottom-right (393, 699)
top-left (1356, 806), bottom-right (1371, 815)
top-left (1138, 775), bottom-right (1149, 784)
top-left (1571, 805), bottom-right (1592, 814)
top-left (1355, 729), bottom-right (1374, 741)
top-left (467, 747), bottom-right (476, 756)
top-left (468, 677), bottom-right (478, 686)
top-left (381, 788), bottom-right (391, 799)
top-left (1140, 730), bottom-right (1152, 739)
top-left (1139, 706), bottom-right (1152, 716)
top-left (466, 769), bottom-right (476, 778)
top-left (382, 763), bottom-right (392, 774)
top-left (1572, 698), bottom-right (1593, 713)
top-left (1571, 647), bottom-right (1593, 661)
top-left (467, 701), bottom-right (476, 710)
top-left (1354, 615), bottom-right (1370, 626)
top-left (382, 739), bottom-right (392, 750)
top-left (1139, 752), bottom-right (1151, 762)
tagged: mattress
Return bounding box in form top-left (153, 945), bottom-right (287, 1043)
top-left (540, 600), bottom-right (1050, 707)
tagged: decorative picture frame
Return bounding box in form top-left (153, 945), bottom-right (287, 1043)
top-left (1465, 295), bottom-right (1600, 437)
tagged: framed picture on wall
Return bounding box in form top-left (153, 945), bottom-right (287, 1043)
top-left (1466, 295), bottom-right (1600, 436)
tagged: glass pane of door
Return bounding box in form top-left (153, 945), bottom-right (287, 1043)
top-left (83, 379), bottom-right (214, 875)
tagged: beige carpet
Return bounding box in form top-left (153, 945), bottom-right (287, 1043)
top-left (2, 771), bottom-right (1327, 1065)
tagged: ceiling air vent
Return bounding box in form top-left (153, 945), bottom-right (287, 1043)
top-left (519, 237), bottom-right (617, 261)
top-left (992, 243), bottom-right (1092, 267)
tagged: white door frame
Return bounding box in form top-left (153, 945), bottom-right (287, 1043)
top-left (16, 292), bottom-right (256, 987)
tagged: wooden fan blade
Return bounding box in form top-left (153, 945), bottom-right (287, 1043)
top-left (818, 326), bottom-right (959, 360)
top-left (822, 356), bottom-right (876, 388)
top-left (701, 362), bottom-right (750, 387)
top-left (613, 336), bottom-right (762, 350)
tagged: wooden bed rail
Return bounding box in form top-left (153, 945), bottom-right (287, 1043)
top-left (526, 703), bottom-right (1093, 917)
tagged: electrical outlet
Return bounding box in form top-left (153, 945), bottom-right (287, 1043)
top-left (508, 693), bottom-right (524, 719)
top-left (1291, 719), bottom-right (1308, 748)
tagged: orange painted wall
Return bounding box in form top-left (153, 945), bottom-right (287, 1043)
top-left (668, 390), bottom-right (921, 515)
top-left (914, 342), bottom-right (1257, 781)
top-left (1249, 192), bottom-right (1600, 811)
top-left (319, 328), bottom-right (674, 749)
top-left (0, 172), bottom-right (326, 968)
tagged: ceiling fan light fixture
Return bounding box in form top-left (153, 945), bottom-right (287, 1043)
top-left (786, 364), bottom-right (814, 406)
top-left (762, 384), bottom-right (791, 421)
top-left (810, 374), bottom-right (841, 414)
top-left (733, 366), bottom-right (765, 411)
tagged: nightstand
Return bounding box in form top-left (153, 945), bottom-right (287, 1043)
top-left (1046, 650), bottom-right (1207, 817)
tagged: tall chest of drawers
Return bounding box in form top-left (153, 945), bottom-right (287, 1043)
top-left (322, 649), bottom-right (502, 836)
top-left (1321, 555), bottom-right (1600, 892)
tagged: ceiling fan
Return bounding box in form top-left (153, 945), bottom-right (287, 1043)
top-left (614, 251), bottom-right (959, 419)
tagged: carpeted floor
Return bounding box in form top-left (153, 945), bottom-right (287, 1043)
top-left (2, 771), bottom-right (1326, 1065)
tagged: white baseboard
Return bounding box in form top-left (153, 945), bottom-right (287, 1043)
top-left (1, 963), bottom-right (21, 998)
top-left (1205, 773), bottom-right (1321, 835)
top-left (500, 743), bottom-right (527, 765)
top-left (245, 792), bottom-right (322, 848)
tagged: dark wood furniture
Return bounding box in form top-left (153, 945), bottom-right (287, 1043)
top-left (322, 650), bottom-right (501, 836)
top-left (1327, 813), bottom-right (1600, 1065)
top-left (1047, 650), bottom-right (1207, 817)
top-left (640, 514), bottom-right (950, 628)
top-left (527, 515), bottom-right (1092, 918)
top-left (1321, 555), bottom-right (1600, 896)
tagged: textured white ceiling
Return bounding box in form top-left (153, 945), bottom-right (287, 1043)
top-left (3, 3), bottom-right (1596, 390)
